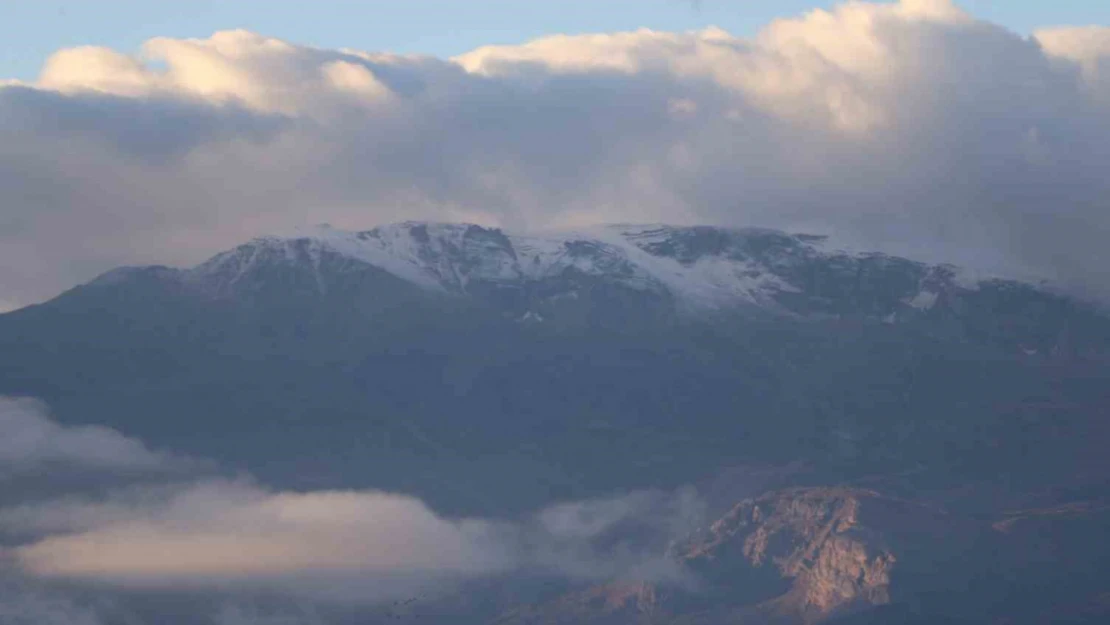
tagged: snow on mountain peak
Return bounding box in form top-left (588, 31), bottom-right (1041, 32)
top-left (181, 221), bottom-right (1025, 314)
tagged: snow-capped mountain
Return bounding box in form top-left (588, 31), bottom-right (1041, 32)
top-left (67, 221), bottom-right (1110, 360)
top-left (6, 223), bottom-right (1110, 625)
top-left (101, 221), bottom-right (1041, 320)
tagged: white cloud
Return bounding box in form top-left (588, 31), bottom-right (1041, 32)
top-left (37, 30), bottom-right (395, 115)
top-left (0, 397), bottom-right (176, 475)
top-left (14, 480), bottom-right (513, 581)
top-left (0, 398), bottom-right (701, 603)
top-left (37, 45), bottom-right (154, 99)
top-left (6, 478), bottom-right (700, 603)
top-left (3, 0), bottom-right (1110, 307)
top-left (1035, 25), bottom-right (1110, 102)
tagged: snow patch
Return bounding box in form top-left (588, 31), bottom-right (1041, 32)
top-left (905, 290), bottom-right (939, 310)
top-left (180, 221), bottom-right (1059, 313)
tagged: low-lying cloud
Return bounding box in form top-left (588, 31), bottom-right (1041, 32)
top-left (0, 397), bottom-right (179, 476)
top-left (8, 479), bottom-right (702, 603)
top-left (3, 0), bottom-right (1110, 307)
top-left (13, 479), bottom-right (514, 582)
top-left (0, 398), bottom-right (704, 608)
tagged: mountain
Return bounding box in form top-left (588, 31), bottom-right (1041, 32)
top-left (2, 222), bottom-right (1110, 623)
top-left (494, 486), bottom-right (1110, 625)
top-left (66, 220), bottom-right (1099, 331)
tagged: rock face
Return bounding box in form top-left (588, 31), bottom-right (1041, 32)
top-left (493, 484), bottom-right (1110, 625)
top-left (497, 488), bottom-right (911, 625)
top-left (682, 488), bottom-right (896, 623)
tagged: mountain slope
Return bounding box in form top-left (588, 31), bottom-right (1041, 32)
top-left (57, 220), bottom-right (1110, 349)
top-left (1, 222), bottom-right (1109, 515)
top-left (3, 222), bottom-right (1110, 623)
top-left (491, 485), bottom-right (1110, 625)
top-left (91, 221), bottom-right (1051, 318)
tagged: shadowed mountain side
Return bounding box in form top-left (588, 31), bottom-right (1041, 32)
top-left (3, 224), bottom-right (1110, 517)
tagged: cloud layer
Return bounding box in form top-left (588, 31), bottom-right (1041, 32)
top-left (0, 399), bottom-right (703, 609)
top-left (8, 479), bottom-right (701, 603)
top-left (0, 397), bottom-right (176, 475)
top-left (3, 0), bottom-right (1110, 308)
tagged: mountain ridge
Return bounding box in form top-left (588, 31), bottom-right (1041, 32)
top-left (67, 221), bottom-right (1071, 324)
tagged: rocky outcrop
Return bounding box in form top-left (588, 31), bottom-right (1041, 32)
top-left (676, 488), bottom-right (898, 624)
top-left (492, 483), bottom-right (1110, 625)
top-left (496, 488), bottom-right (914, 625)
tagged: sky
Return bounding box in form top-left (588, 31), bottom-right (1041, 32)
top-left (3, 0), bottom-right (1110, 81)
top-left (2, 0), bottom-right (1110, 312)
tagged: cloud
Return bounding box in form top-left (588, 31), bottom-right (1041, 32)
top-left (0, 397), bottom-right (179, 475)
top-left (36, 31), bottom-right (397, 115)
top-left (0, 397), bottom-right (702, 606)
top-left (6, 478), bottom-right (701, 604)
top-left (13, 480), bottom-right (514, 582)
top-left (1035, 25), bottom-right (1110, 102)
top-left (3, 0), bottom-right (1110, 308)
top-left (530, 486), bottom-right (705, 582)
